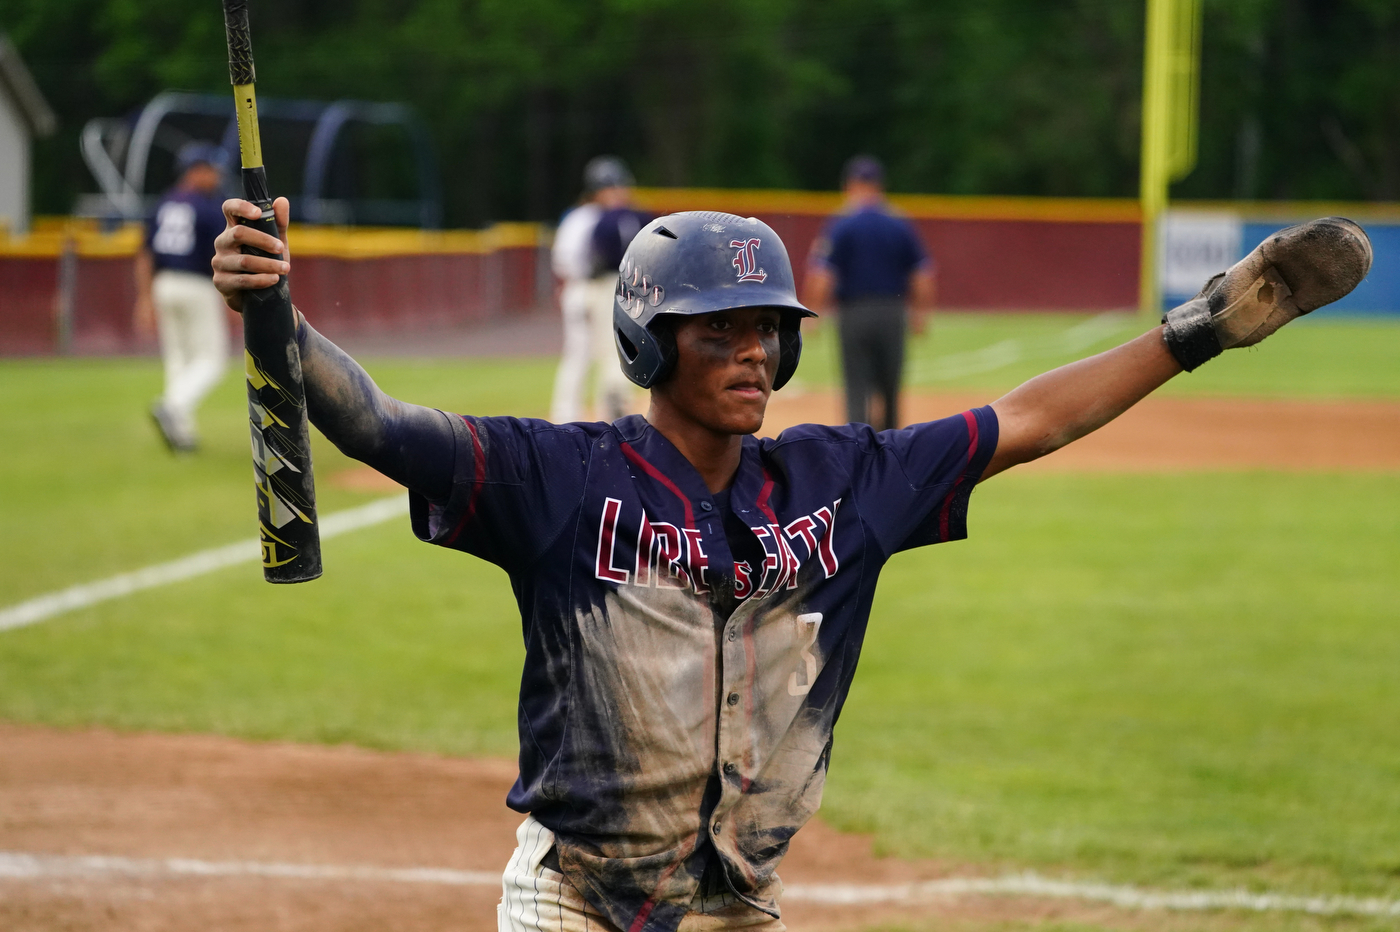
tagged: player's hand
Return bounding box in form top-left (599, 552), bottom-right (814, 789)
top-left (212, 196), bottom-right (291, 314)
top-left (1162, 217), bottom-right (1370, 371)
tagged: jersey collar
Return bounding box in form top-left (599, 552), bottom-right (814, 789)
top-left (613, 415), bottom-right (770, 526)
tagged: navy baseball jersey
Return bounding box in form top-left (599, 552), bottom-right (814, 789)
top-left (145, 188), bottom-right (226, 275)
top-left (814, 204), bottom-right (930, 301)
top-left (410, 408), bottom-right (997, 932)
top-left (591, 206), bottom-right (656, 279)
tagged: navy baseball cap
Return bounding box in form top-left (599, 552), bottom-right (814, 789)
top-left (842, 154), bottom-right (884, 185)
top-left (176, 141), bottom-right (228, 174)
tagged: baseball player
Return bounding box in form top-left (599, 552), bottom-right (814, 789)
top-left (586, 164), bottom-right (655, 421)
top-left (135, 141), bottom-right (232, 452)
top-left (550, 157), bottom-right (631, 423)
top-left (212, 197), bottom-right (1370, 932)
top-left (806, 155), bottom-right (934, 430)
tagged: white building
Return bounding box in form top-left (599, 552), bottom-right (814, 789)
top-left (0, 35), bottom-right (56, 235)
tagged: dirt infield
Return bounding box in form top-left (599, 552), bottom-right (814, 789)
top-left (332, 391), bottom-right (1400, 493)
top-left (0, 724), bottom-right (1273, 932)
top-left (762, 390), bottom-right (1400, 472)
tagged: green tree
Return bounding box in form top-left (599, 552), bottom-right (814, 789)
top-left (5, 0), bottom-right (1398, 226)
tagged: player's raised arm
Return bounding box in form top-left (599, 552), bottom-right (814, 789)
top-left (213, 197), bottom-right (455, 499)
top-left (983, 325), bottom-right (1179, 479)
top-left (983, 217), bottom-right (1372, 480)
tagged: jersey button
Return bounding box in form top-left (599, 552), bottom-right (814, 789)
top-left (727, 628), bottom-right (738, 642)
top-left (727, 692), bottom-right (740, 706)
top-left (700, 500), bottom-right (714, 512)
top-left (712, 821), bottom-right (722, 835)
top-left (723, 762), bottom-right (737, 775)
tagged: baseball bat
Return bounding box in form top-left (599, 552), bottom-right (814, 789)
top-left (222, 0), bottom-right (322, 583)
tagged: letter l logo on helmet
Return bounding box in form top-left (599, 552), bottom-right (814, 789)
top-left (730, 238), bottom-right (768, 283)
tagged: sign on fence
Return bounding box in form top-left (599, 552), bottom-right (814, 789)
top-left (1159, 211), bottom-right (1242, 301)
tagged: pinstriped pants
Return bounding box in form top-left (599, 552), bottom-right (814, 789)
top-left (498, 816), bottom-right (785, 932)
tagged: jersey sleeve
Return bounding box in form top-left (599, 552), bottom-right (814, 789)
top-left (410, 415), bottom-right (591, 571)
top-left (853, 405), bottom-right (999, 555)
top-left (550, 207), bottom-right (593, 280)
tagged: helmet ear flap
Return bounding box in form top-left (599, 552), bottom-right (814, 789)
top-left (646, 317), bottom-right (678, 387)
top-left (613, 302), bottom-right (678, 389)
top-left (772, 313), bottom-right (804, 391)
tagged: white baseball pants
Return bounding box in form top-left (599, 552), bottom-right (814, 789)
top-left (153, 269), bottom-right (229, 440)
top-left (499, 816), bottom-right (785, 932)
top-left (549, 276), bottom-right (636, 424)
top-left (549, 279), bottom-right (594, 423)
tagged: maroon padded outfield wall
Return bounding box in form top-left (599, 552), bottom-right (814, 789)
top-left (0, 195), bottom-right (1141, 356)
top-left (0, 222), bottom-right (551, 355)
top-left (632, 189), bottom-right (1142, 312)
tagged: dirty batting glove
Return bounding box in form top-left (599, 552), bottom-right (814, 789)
top-left (1162, 217), bottom-right (1373, 372)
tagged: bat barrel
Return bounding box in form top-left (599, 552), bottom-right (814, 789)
top-left (222, 0), bottom-right (322, 584)
top-left (245, 283), bottom-right (323, 584)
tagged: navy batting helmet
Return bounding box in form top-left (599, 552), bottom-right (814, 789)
top-left (613, 211), bottom-right (816, 390)
top-left (176, 141), bottom-right (228, 175)
top-left (583, 155), bottom-right (634, 193)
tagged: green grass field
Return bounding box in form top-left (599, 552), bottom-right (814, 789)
top-left (2, 314), bottom-right (1398, 929)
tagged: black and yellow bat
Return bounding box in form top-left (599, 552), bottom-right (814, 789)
top-left (223, 0), bottom-right (322, 583)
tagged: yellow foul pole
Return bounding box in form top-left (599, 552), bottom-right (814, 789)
top-left (1139, 0), bottom-right (1203, 318)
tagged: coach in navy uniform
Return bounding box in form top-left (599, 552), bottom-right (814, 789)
top-left (806, 155), bottom-right (934, 431)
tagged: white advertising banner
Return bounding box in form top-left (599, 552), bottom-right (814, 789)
top-left (1159, 211), bottom-right (1243, 300)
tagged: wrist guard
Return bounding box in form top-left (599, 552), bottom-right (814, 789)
top-left (1161, 296), bottom-right (1222, 372)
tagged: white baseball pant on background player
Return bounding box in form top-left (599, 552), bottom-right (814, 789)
top-left (549, 279), bottom-right (595, 423)
top-left (586, 274), bottom-right (634, 421)
top-left (549, 202), bottom-right (603, 423)
top-left (152, 269), bottom-right (229, 443)
top-left (499, 817), bottom-right (785, 932)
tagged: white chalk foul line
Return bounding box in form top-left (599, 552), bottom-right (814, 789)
top-left (910, 312), bottom-right (1133, 383)
top-left (0, 495), bottom-right (409, 633)
top-left (0, 851), bottom-right (497, 887)
top-left (2, 852), bottom-right (1398, 918)
top-left (783, 874), bottom-right (1400, 917)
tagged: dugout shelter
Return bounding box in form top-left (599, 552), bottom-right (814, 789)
top-left (0, 34), bottom-right (57, 236)
top-left (78, 91), bottom-right (442, 228)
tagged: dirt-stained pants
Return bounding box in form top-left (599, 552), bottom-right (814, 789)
top-left (499, 816), bottom-right (785, 932)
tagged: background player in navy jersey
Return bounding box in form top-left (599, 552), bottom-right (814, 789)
top-left (550, 156), bottom-right (644, 424)
top-left (135, 142), bottom-right (232, 452)
top-left (212, 195), bottom-right (1369, 932)
top-left (586, 169), bottom-right (655, 421)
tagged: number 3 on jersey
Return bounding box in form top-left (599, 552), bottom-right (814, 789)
top-left (787, 612), bottom-right (823, 696)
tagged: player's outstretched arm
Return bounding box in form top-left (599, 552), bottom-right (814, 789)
top-left (984, 327), bottom-right (1179, 479)
top-left (984, 217), bottom-right (1372, 481)
top-left (213, 197), bottom-right (455, 499)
